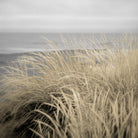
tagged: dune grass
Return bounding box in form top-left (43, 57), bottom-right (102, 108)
top-left (0, 34), bottom-right (138, 138)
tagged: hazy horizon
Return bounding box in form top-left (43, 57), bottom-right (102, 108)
top-left (0, 0), bottom-right (137, 33)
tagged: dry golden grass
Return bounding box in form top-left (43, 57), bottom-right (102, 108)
top-left (0, 34), bottom-right (138, 138)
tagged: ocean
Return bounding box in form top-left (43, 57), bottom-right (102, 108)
top-left (0, 33), bottom-right (136, 54)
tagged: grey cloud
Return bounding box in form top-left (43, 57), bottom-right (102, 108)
top-left (0, 0), bottom-right (137, 32)
top-left (0, 0), bottom-right (137, 16)
top-left (0, 16), bottom-right (137, 32)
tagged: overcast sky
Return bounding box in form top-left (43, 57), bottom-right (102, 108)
top-left (0, 0), bottom-right (137, 32)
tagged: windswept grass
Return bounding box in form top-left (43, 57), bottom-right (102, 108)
top-left (0, 34), bottom-right (138, 138)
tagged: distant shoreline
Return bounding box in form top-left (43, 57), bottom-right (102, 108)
top-left (0, 49), bottom-right (107, 76)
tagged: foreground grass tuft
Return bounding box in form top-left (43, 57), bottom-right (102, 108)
top-left (0, 35), bottom-right (138, 138)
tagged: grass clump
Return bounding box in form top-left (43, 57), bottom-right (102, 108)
top-left (0, 35), bottom-right (138, 138)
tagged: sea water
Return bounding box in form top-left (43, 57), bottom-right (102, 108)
top-left (0, 33), bottom-right (136, 54)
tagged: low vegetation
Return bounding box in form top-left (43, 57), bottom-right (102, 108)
top-left (0, 35), bottom-right (138, 138)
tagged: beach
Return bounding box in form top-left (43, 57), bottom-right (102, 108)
top-left (0, 0), bottom-right (137, 136)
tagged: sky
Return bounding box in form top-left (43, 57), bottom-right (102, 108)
top-left (0, 0), bottom-right (137, 32)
